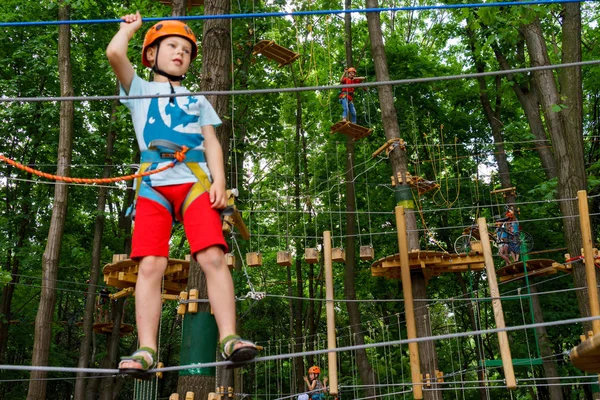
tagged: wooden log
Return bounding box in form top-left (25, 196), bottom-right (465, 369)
top-left (577, 190), bottom-right (600, 334)
top-left (478, 217), bottom-right (516, 390)
top-left (323, 231), bottom-right (338, 396)
top-left (396, 206), bottom-right (422, 399)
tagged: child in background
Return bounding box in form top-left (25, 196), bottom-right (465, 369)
top-left (106, 12), bottom-right (257, 377)
top-left (303, 365), bottom-right (328, 400)
top-left (339, 67), bottom-right (366, 123)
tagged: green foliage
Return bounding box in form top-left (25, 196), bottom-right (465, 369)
top-left (0, 0), bottom-right (597, 398)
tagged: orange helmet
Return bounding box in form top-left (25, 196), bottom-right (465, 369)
top-left (308, 366), bottom-right (320, 374)
top-left (347, 67), bottom-right (357, 73)
top-left (142, 20), bottom-right (198, 68)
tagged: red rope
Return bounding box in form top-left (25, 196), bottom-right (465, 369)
top-left (0, 146), bottom-right (189, 184)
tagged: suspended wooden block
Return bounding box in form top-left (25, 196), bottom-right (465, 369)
top-left (246, 252), bottom-right (263, 267)
top-left (225, 253), bottom-right (236, 270)
top-left (169, 395), bottom-right (180, 400)
top-left (305, 248), bottom-right (319, 264)
top-left (252, 40), bottom-right (300, 67)
top-left (188, 289), bottom-right (199, 314)
top-left (158, 0), bottom-right (204, 8)
top-left (332, 248), bottom-right (346, 262)
top-left (435, 370), bottom-right (444, 383)
top-left (360, 245), bottom-right (375, 261)
top-left (277, 251), bottom-right (293, 266)
top-left (185, 392), bottom-right (195, 400)
top-left (156, 362), bottom-right (164, 379)
top-left (330, 121), bottom-right (373, 141)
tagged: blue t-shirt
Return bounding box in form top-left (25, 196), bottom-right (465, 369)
top-left (120, 74), bottom-right (222, 187)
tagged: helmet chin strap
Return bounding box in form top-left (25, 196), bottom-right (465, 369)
top-left (152, 40), bottom-right (186, 103)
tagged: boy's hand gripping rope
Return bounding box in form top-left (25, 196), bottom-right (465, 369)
top-left (0, 146), bottom-right (189, 184)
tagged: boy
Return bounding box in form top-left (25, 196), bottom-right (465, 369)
top-left (106, 12), bottom-right (257, 377)
top-left (339, 67), bottom-right (366, 123)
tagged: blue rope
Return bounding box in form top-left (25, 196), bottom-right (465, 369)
top-left (0, 0), bottom-right (590, 27)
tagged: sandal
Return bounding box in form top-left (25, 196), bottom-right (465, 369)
top-left (118, 347), bottom-right (157, 380)
top-left (221, 335), bottom-right (258, 363)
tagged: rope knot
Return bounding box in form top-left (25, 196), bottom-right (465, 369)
top-left (174, 146), bottom-right (189, 163)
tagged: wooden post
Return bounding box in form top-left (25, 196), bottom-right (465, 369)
top-left (188, 289), bottom-right (199, 313)
top-left (395, 206), bottom-right (423, 399)
top-left (477, 217), bottom-right (516, 390)
top-left (323, 231), bottom-right (338, 396)
top-left (577, 190), bottom-right (600, 335)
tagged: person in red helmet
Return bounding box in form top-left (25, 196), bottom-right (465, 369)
top-left (107, 12), bottom-right (257, 378)
top-left (505, 209), bottom-right (520, 262)
top-left (339, 67), bottom-right (366, 123)
top-left (302, 365), bottom-right (328, 400)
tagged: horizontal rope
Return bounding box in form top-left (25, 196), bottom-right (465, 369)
top-left (1, 60), bottom-right (598, 103)
top-left (0, 0), bottom-right (587, 27)
top-left (1, 315), bottom-right (598, 375)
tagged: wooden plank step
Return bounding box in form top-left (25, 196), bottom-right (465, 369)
top-left (330, 121), bottom-right (373, 140)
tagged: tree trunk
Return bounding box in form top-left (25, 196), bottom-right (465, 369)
top-left (364, 1), bottom-right (440, 399)
top-left (27, 4), bottom-right (73, 399)
top-left (457, 274), bottom-right (489, 400)
top-left (529, 285), bottom-right (564, 400)
top-left (0, 83), bottom-right (45, 364)
top-left (342, 1), bottom-right (376, 396)
top-left (293, 90), bottom-right (305, 391)
top-left (100, 298), bottom-right (126, 400)
top-left (177, 262), bottom-right (215, 395)
top-left (201, 0), bottom-right (232, 159)
top-left (175, 0), bottom-right (232, 395)
top-left (465, 22), bottom-right (514, 204)
top-left (492, 47), bottom-right (557, 180)
top-left (74, 84), bottom-right (119, 400)
top-left (521, 16), bottom-right (591, 329)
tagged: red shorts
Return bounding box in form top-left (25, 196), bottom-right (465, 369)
top-left (130, 183), bottom-right (227, 259)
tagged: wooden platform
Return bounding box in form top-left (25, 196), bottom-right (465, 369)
top-left (103, 258), bottom-right (190, 295)
top-left (496, 259), bottom-right (571, 282)
top-left (390, 172), bottom-right (439, 195)
top-left (330, 121), bottom-right (373, 141)
top-left (371, 250), bottom-right (485, 284)
top-left (252, 40), bottom-right (300, 67)
top-left (92, 322), bottom-right (134, 337)
top-left (570, 332), bottom-right (600, 372)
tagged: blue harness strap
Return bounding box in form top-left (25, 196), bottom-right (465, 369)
top-left (141, 149), bottom-right (205, 163)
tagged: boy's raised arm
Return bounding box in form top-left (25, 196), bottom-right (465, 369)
top-left (106, 11), bottom-right (142, 94)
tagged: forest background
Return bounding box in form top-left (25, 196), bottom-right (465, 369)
top-left (1, 0), bottom-right (600, 399)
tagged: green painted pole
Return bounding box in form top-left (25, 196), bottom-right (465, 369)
top-left (520, 232), bottom-right (542, 360)
top-left (179, 312), bottom-right (218, 377)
